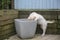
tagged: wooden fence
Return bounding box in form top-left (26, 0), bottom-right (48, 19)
top-left (18, 10), bottom-right (60, 34)
top-left (0, 10), bottom-right (60, 40)
top-left (0, 10), bottom-right (18, 40)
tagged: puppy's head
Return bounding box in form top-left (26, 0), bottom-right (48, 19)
top-left (28, 12), bottom-right (37, 20)
top-left (28, 16), bottom-right (36, 20)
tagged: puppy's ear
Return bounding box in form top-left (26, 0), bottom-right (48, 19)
top-left (28, 16), bottom-right (31, 19)
top-left (33, 17), bottom-right (36, 20)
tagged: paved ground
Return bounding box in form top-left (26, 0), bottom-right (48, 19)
top-left (4, 34), bottom-right (60, 40)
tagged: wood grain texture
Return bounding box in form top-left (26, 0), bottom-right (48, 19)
top-left (0, 10), bottom-right (18, 40)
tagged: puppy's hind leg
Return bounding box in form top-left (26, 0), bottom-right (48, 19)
top-left (41, 24), bottom-right (47, 36)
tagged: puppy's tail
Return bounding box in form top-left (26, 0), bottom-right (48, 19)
top-left (47, 20), bottom-right (55, 23)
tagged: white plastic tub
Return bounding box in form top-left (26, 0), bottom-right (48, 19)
top-left (15, 19), bottom-right (37, 38)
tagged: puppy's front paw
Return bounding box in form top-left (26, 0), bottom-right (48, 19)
top-left (41, 34), bottom-right (45, 37)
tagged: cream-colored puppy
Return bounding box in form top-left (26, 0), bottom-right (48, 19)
top-left (28, 12), bottom-right (55, 36)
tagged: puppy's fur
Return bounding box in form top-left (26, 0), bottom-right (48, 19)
top-left (28, 12), bottom-right (55, 36)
